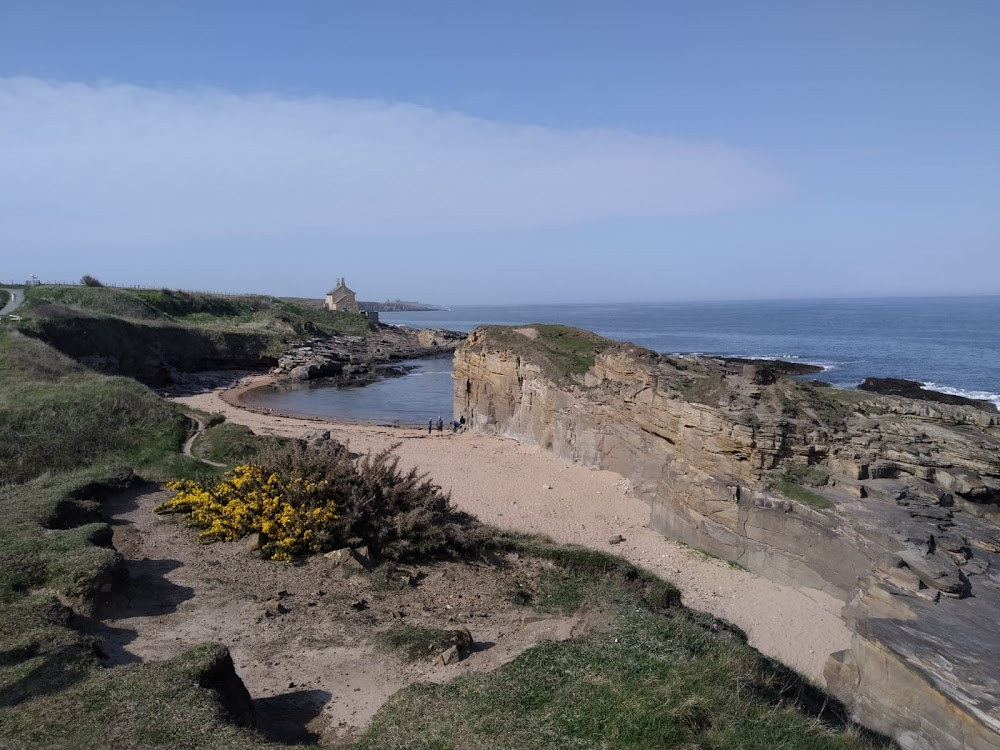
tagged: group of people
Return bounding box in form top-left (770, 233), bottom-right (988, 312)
top-left (428, 414), bottom-right (466, 434)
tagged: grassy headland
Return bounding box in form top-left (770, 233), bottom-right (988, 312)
top-left (0, 327), bottom-right (196, 483)
top-left (16, 285), bottom-right (371, 384)
top-left (19, 285), bottom-right (371, 335)
top-left (469, 324), bottom-right (615, 384)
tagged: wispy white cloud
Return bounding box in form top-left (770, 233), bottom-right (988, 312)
top-left (0, 77), bottom-right (781, 245)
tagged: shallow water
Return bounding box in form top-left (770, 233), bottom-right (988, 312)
top-left (247, 357), bottom-right (455, 426)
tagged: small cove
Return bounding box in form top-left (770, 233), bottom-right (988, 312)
top-left (243, 356), bottom-right (455, 426)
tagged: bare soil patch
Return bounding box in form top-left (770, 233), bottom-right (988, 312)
top-left (91, 484), bottom-right (583, 743)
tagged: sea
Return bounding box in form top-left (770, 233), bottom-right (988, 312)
top-left (249, 297), bottom-right (1000, 425)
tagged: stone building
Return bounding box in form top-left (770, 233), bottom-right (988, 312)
top-left (325, 278), bottom-right (359, 312)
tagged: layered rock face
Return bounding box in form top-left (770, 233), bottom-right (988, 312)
top-left (454, 326), bottom-right (1000, 750)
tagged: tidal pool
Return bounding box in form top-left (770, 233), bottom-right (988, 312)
top-left (244, 356), bottom-right (456, 426)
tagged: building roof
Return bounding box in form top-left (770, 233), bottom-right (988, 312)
top-left (326, 279), bottom-right (354, 297)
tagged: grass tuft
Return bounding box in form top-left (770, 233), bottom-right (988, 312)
top-left (775, 481), bottom-right (835, 510)
top-left (376, 624), bottom-right (458, 661)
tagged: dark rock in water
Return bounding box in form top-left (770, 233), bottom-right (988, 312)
top-left (858, 377), bottom-right (997, 412)
top-left (722, 357), bottom-right (825, 377)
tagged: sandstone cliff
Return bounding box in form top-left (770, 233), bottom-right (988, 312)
top-left (454, 325), bottom-right (1000, 750)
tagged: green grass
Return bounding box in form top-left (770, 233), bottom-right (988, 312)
top-left (782, 380), bottom-right (853, 429)
top-left (472, 325), bottom-right (614, 383)
top-left (775, 481), bottom-right (835, 510)
top-left (349, 539), bottom-right (889, 750)
top-left (764, 465), bottom-right (836, 510)
top-left (0, 289), bottom-right (9, 308)
top-left (530, 324), bottom-right (606, 376)
top-left (190, 422), bottom-right (276, 466)
top-left (0, 641), bottom-right (280, 750)
top-left (376, 624), bottom-right (459, 661)
top-left (21, 285), bottom-right (372, 338)
top-left (0, 329), bottom-right (194, 483)
top-left (680, 372), bottom-right (727, 407)
top-left (13, 286), bottom-right (373, 385)
top-left (783, 464), bottom-right (832, 488)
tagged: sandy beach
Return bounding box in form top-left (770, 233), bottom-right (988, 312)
top-left (172, 375), bottom-right (851, 686)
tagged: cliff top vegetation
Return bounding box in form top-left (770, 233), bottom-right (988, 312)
top-left (11, 285), bottom-right (374, 385)
top-left (469, 324), bottom-right (616, 383)
top-left (20, 285), bottom-right (372, 338)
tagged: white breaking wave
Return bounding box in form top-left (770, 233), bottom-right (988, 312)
top-left (922, 382), bottom-right (1000, 409)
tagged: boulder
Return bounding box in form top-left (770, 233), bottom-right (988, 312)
top-left (892, 549), bottom-right (968, 598)
top-left (434, 627), bottom-right (474, 665)
top-left (324, 546), bottom-right (374, 573)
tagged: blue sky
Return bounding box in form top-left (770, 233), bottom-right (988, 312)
top-left (1, 1), bottom-right (998, 304)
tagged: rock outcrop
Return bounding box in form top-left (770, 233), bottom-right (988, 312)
top-left (454, 325), bottom-right (1000, 750)
top-left (27, 314), bottom-right (278, 384)
top-left (270, 328), bottom-right (465, 384)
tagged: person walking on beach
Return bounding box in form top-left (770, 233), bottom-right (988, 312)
top-left (436, 416), bottom-right (443, 433)
top-left (428, 418), bottom-right (433, 434)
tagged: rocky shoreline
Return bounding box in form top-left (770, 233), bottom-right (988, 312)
top-left (858, 376), bottom-right (998, 412)
top-left (268, 326), bottom-right (464, 384)
top-left (454, 325), bottom-right (1000, 750)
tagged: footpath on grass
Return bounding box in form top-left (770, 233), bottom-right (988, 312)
top-left (0, 288), bottom-right (25, 316)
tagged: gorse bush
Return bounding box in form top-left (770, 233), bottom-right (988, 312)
top-left (155, 440), bottom-right (488, 562)
top-left (156, 464), bottom-right (339, 561)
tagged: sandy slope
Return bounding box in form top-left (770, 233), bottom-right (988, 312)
top-left (171, 375), bottom-right (851, 685)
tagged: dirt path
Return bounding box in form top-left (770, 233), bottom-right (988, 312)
top-left (94, 484), bottom-right (584, 743)
top-left (181, 414), bottom-right (226, 467)
top-left (165, 374), bottom-right (851, 687)
top-left (0, 288), bottom-right (25, 316)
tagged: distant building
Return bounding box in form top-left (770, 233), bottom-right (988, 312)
top-left (325, 278), bottom-right (359, 313)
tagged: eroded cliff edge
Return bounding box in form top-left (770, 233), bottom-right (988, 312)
top-left (454, 325), bottom-right (1000, 750)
